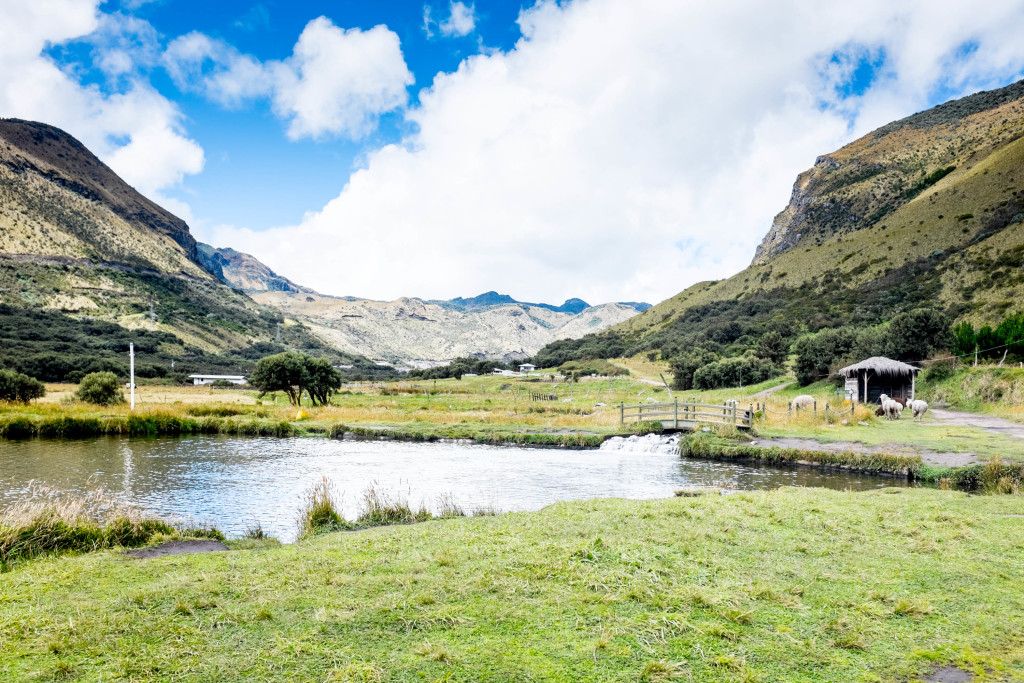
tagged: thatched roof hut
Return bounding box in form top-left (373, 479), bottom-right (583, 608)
top-left (838, 356), bottom-right (920, 403)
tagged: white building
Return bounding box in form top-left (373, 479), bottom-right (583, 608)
top-left (189, 374), bottom-right (246, 386)
top-left (518, 363), bottom-right (537, 373)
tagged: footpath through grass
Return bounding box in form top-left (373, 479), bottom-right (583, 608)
top-left (3, 488), bottom-right (1024, 681)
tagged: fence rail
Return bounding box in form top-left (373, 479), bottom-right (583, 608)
top-left (620, 399), bottom-right (858, 430)
top-left (620, 400), bottom-right (753, 430)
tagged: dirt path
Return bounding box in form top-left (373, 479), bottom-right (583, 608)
top-left (929, 408), bottom-right (1024, 439)
top-left (128, 540), bottom-right (229, 558)
top-left (751, 381), bottom-right (794, 398)
top-left (748, 437), bottom-right (979, 467)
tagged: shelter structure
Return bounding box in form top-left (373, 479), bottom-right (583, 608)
top-left (518, 363), bottom-right (536, 373)
top-left (837, 357), bottom-right (919, 403)
top-left (189, 374), bottom-right (246, 386)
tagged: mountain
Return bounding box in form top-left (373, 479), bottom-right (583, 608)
top-left (434, 291), bottom-right (651, 314)
top-left (0, 118), bottom-right (388, 380)
top-left (248, 291), bottom-right (643, 368)
top-left (536, 79), bottom-right (1024, 362)
top-left (196, 243), bottom-right (314, 294)
top-left (0, 117), bottom-right (647, 374)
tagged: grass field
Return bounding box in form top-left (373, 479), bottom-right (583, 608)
top-left (4, 368), bottom-right (1023, 462)
top-left (2, 488), bottom-right (1024, 681)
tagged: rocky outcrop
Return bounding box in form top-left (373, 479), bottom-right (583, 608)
top-left (197, 243), bottom-right (313, 293)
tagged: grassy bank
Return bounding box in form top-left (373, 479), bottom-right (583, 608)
top-left (0, 484), bottom-right (222, 571)
top-left (920, 365), bottom-right (1024, 422)
top-left (2, 489), bottom-right (1024, 681)
top-left (679, 431), bottom-right (922, 476)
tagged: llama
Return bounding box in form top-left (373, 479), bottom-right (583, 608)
top-left (907, 398), bottom-right (928, 422)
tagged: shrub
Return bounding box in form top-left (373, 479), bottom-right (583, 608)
top-left (0, 369), bottom-right (45, 404)
top-left (885, 309), bottom-right (952, 361)
top-left (693, 357), bottom-right (776, 390)
top-left (74, 372), bottom-right (125, 406)
top-left (670, 348), bottom-right (718, 390)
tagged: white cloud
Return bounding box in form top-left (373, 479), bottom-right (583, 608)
top-left (163, 31), bottom-right (271, 108)
top-left (214, 0), bottom-right (1024, 306)
top-left (269, 18), bottom-right (413, 140)
top-left (440, 2), bottom-right (476, 37)
top-left (162, 17), bottom-right (413, 140)
top-left (0, 0), bottom-right (203, 198)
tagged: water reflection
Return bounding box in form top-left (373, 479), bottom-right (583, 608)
top-left (0, 435), bottom-right (910, 541)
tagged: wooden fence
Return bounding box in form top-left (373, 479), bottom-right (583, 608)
top-left (620, 400), bottom-right (753, 430)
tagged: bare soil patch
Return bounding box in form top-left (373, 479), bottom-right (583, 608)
top-left (923, 665), bottom-right (973, 682)
top-left (749, 437), bottom-right (979, 467)
top-left (127, 540), bottom-right (229, 559)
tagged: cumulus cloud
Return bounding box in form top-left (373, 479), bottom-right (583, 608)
top-left (0, 0), bottom-right (203, 198)
top-left (162, 17), bottom-right (413, 140)
top-left (440, 2), bottom-right (476, 37)
top-left (269, 18), bottom-right (413, 140)
top-left (214, 0), bottom-right (1024, 305)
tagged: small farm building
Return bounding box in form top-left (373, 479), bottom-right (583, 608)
top-left (518, 363), bottom-right (537, 373)
top-left (837, 357), bottom-right (919, 403)
top-left (189, 374), bottom-right (246, 386)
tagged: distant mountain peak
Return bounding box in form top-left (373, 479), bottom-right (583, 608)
top-left (434, 292), bottom-right (648, 314)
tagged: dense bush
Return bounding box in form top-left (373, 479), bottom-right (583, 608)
top-left (74, 372), bottom-right (125, 406)
top-left (885, 309), bottom-right (951, 361)
top-left (754, 330), bottom-right (790, 365)
top-left (692, 357), bottom-right (776, 390)
top-left (0, 369), bottom-right (46, 404)
top-left (558, 359), bottom-right (628, 377)
top-left (669, 349), bottom-right (719, 390)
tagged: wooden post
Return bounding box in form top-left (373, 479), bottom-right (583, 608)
top-left (619, 402), bottom-right (624, 427)
top-left (788, 402), bottom-right (792, 419)
top-left (911, 372), bottom-right (916, 401)
top-left (732, 402), bottom-right (737, 425)
top-left (674, 397), bottom-right (679, 429)
top-left (813, 400), bottom-right (817, 416)
top-left (825, 403), bottom-right (829, 423)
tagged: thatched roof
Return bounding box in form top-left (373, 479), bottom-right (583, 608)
top-left (838, 356), bottom-right (920, 377)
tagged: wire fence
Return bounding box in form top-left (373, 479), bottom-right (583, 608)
top-left (754, 400), bottom-right (857, 423)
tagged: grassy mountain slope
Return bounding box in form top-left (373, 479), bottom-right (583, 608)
top-left (0, 119), bottom-right (388, 380)
top-left (610, 79), bottom-right (1024, 354)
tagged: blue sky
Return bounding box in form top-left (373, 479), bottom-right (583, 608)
top-left (49, 0), bottom-right (527, 232)
top-left (3, 0), bottom-right (1024, 303)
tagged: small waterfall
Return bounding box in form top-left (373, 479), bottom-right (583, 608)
top-left (599, 433), bottom-right (680, 454)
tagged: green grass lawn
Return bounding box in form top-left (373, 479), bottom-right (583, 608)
top-left (3, 488), bottom-right (1024, 681)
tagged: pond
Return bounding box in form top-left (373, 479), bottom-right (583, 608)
top-left (0, 434), bottom-right (910, 541)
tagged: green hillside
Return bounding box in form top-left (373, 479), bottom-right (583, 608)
top-left (0, 119), bottom-right (391, 381)
top-left (533, 79), bottom-right (1024, 370)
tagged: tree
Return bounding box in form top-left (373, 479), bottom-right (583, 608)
top-left (0, 369), bottom-right (45, 404)
top-left (304, 357), bottom-right (342, 406)
top-left (793, 327), bottom-right (857, 386)
top-left (885, 309), bottom-right (952, 361)
top-left (754, 331), bottom-right (789, 366)
top-left (669, 349), bottom-right (718, 390)
top-left (692, 357), bottom-right (776, 390)
top-left (249, 352), bottom-right (342, 406)
top-left (995, 313), bottom-right (1024, 359)
top-left (74, 372), bottom-right (125, 406)
top-left (951, 320), bottom-right (977, 357)
top-left (249, 352), bottom-right (307, 405)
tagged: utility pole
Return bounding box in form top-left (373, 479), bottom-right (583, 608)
top-left (129, 342), bottom-right (135, 410)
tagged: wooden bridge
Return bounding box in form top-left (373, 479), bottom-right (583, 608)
top-left (620, 399), bottom-right (753, 430)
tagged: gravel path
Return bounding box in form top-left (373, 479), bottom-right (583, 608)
top-left (928, 408), bottom-right (1024, 439)
top-left (751, 381), bottom-right (795, 398)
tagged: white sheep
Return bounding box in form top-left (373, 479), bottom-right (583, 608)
top-left (907, 398), bottom-right (928, 422)
top-left (792, 394), bottom-right (815, 410)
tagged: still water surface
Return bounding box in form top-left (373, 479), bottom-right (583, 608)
top-left (0, 434), bottom-right (908, 540)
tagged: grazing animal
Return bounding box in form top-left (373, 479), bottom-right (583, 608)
top-left (879, 394), bottom-right (902, 420)
top-left (792, 395), bottom-right (815, 410)
top-left (907, 399), bottom-right (928, 422)
top-left (875, 406), bottom-right (885, 417)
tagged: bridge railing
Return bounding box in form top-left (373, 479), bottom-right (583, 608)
top-left (620, 399), bottom-right (753, 430)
